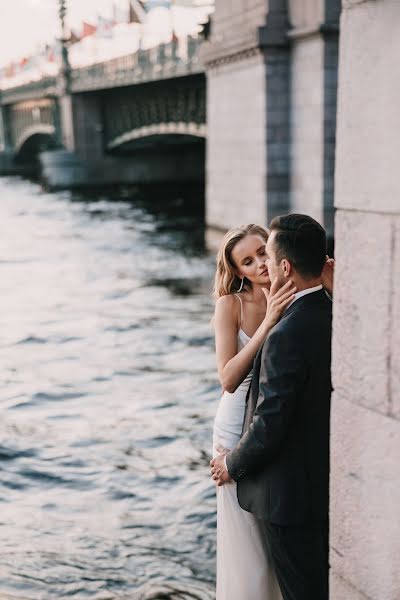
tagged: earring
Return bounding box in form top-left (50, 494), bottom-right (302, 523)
top-left (237, 278), bottom-right (244, 292)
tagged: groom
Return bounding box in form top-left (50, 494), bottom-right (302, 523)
top-left (211, 214), bottom-right (332, 600)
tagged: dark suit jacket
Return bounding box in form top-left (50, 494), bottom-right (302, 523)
top-left (226, 289), bottom-right (332, 525)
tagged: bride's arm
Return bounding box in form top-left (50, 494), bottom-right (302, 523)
top-left (214, 281), bottom-right (296, 393)
top-left (214, 297), bottom-right (271, 393)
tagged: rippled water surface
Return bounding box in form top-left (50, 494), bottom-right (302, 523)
top-left (0, 178), bottom-right (218, 599)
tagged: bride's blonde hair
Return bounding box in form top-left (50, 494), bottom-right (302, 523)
top-left (213, 224), bottom-right (269, 299)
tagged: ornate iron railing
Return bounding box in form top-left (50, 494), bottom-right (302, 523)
top-left (0, 36), bottom-right (204, 103)
top-left (70, 36), bottom-right (204, 92)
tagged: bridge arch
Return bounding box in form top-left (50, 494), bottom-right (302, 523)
top-left (107, 122), bottom-right (206, 151)
top-left (15, 124), bottom-right (56, 154)
top-left (14, 125), bottom-right (58, 162)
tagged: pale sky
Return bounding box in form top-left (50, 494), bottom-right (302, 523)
top-left (0, 0), bottom-right (145, 65)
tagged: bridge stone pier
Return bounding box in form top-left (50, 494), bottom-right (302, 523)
top-left (203, 0), bottom-right (340, 247)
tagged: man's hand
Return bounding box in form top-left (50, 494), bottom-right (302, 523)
top-left (210, 445), bottom-right (232, 486)
top-left (321, 256), bottom-right (335, 296)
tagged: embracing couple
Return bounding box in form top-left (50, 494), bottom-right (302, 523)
top-left (210, 214), bottom-right (334, 600)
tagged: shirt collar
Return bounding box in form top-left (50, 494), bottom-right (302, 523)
top-left (286, 284), bottom-right (323, 311)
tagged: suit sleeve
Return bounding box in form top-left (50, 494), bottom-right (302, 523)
top-left (226, 325), bottom-right (308, 481)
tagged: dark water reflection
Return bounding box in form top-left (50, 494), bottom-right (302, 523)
top-left (0, 178), bottom-right (218, 599)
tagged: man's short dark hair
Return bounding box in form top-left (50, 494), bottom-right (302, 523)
top-left (269, 214), bottom-right (326, 278)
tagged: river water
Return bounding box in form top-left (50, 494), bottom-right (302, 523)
top-left (0, 177), bottom-right (219, 599)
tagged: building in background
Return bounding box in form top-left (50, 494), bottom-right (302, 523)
top-left (202, 0), bottom-right (339, 251)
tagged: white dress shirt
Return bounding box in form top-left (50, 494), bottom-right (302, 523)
top-left (286, 284), bottom-right (323, 311)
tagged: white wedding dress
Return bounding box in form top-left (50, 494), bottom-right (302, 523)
top-left (213, 295), bottom-right (282, 600)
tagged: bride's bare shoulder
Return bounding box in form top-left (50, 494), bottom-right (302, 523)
top-left (214, 294), bottom-right (241, 321)
top-left (215, 293), bottom-right (240, 310)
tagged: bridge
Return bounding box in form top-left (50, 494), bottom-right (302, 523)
top-left (0, 36), bottom-right (205, 190)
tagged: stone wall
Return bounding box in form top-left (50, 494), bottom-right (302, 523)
top-left (202, 0), bottom-right (269, 230)
top-left (205, 0), bottom-right (269, 63)
top-left (288, 0), bottom-right (339, 246)
top-left (206, 53), bottom-right (268, 228)
top-left (331, 1), bottom-right (400, 598)
top-left (203, 0), bottom-right (293, 231)
top-left (71, 94), bottom-right (103, 160)
top-left (204, 0), bottom-right (339, 236)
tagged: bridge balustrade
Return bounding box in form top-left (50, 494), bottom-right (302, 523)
top-left (70, 36), bottom-right (203, 93)
top-left (0, 36), bottom-right (203, 105)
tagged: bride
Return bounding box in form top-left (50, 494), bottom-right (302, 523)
top-left (212, 224), bottom-right (294, 600)
top-left (211, 223), bottom-right (334, 599)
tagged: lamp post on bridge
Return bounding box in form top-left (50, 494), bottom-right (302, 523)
top-left (56, 0), bottom-right (75, 151)
top-left (58, 0), bottom-right (71, 94)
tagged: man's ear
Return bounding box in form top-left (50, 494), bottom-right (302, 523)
top-left (281, 259), bottom-right (292, 278)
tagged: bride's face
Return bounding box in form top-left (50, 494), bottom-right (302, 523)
top-left (231, 235), bottom-right (271, 288)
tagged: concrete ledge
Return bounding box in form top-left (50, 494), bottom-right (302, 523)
top-left (0, 152), bottom-right (36, 176)
top-left (39, 148), bottom-right (204, 190)
top-left (288, 23), bottom-right (339, 41)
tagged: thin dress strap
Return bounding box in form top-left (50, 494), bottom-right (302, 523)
top-left (234, 293), bottom-right (243, 329)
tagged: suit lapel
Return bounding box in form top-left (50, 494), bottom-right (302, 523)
top-left (245, 290), bottom-right (327, 411)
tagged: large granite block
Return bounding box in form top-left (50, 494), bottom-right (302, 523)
top-left (330, 393), bottom-right (400, 600)
top-left (332, 210), bottom-right (392, 415)
top-left (288, 0), bottom-right (324, 30)
top-left (290, 36), bottom-right (324, 222)
top-left (206, 54), bottom-right (268, 229)
top-left (335, 0), bottom-right (400, 213)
